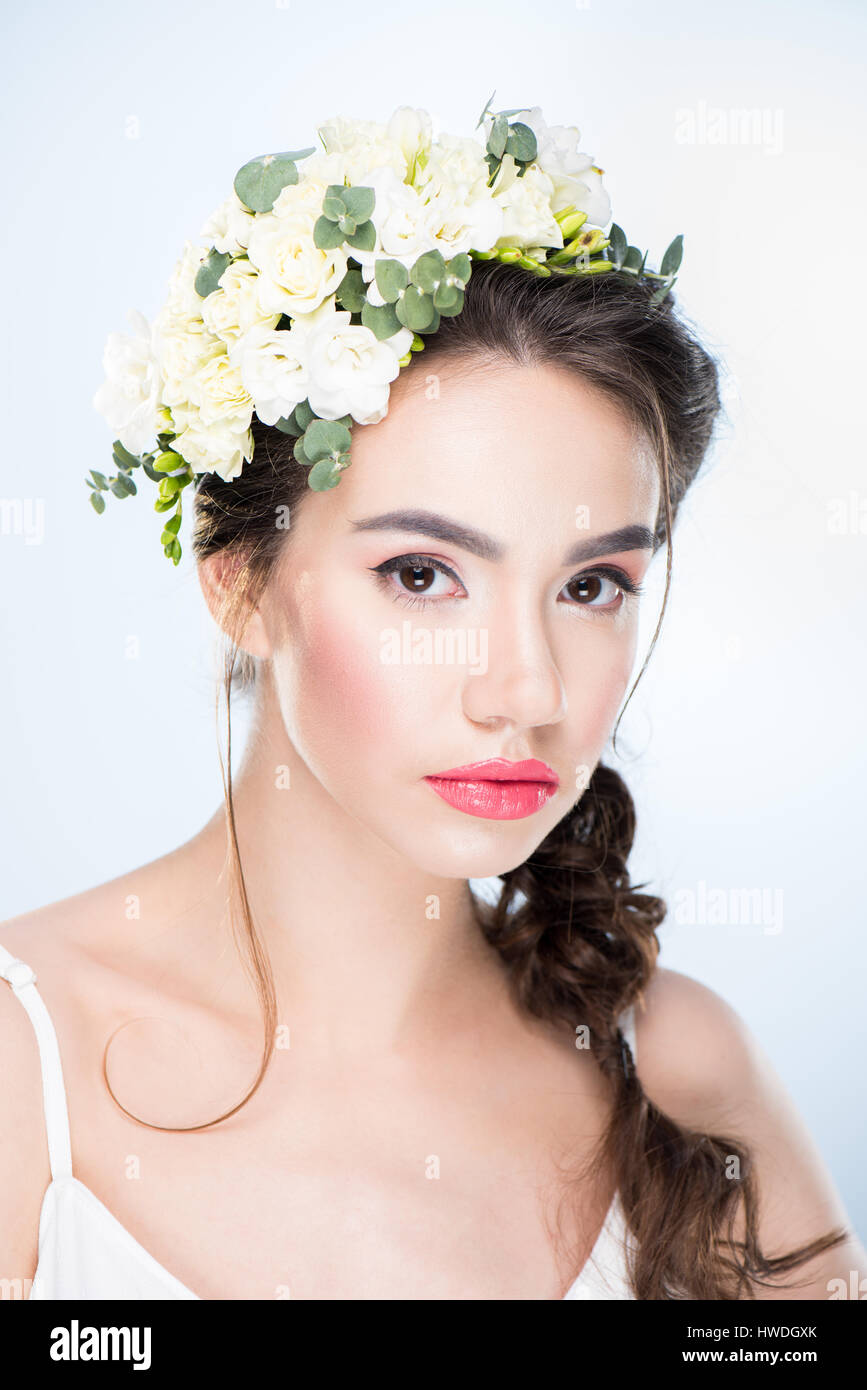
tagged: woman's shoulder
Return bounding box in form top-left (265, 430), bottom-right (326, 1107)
top-left (633, 967), bottom-right (866, 1296)
top-left (631, 966), bottom-right (759, 1129)
top-left (0, 827), bottom-right (221, 996)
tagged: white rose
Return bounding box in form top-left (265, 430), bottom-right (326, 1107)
top-left (235, 321), bottom-right (309, 427)
top-left (506, 107), bottom-right (612, 225)
top-left (184, 344), bottom-right (253, 429)
top-left (171, 404), bottom-right (253, 482)
top-left (492, 158), bottom-right (563, 249)
top-left (152, 311), bottom-right (222, 409)
top-left (247, 179), bottom-right (348, 317)
top-left (200, 191), bottom-right (255, 255)
top-left (164, 241), bottom-right (210, 320)
top-left (293, 299), bottom-right (402, 425)
top-left (343, 166), bottom-right (434, 281)
top-left (416, 134), bottom-right (503, 257)
top-left (200, 258), bottom-right (279, 348)
top-left (92, 309), bottom-right (162, 455)
top-left (316, 115), bottom-right (407, 182)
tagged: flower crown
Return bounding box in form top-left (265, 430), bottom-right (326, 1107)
top-left (91, 95), bottom-right (683, 565)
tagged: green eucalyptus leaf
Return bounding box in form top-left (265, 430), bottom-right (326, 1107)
top-left (111, 440), bottom-right (142, 470)
top-left (660, 234), bottom-right (683, 277)
top-left (361, 300), bottom-right (402, 340)
top-left (398, 284), bottom-right (436, 332)
top-left (110, 474), bottom-right (136, 498)
top-left (89, 469), bottom-right (109, 490)
top-left (323, 192), bottom-right (346, 220)
top-left (607, 224), bottom-right (628, 269)
top-left (293, 435), bottom-right (313, 466)
top-left (476, 90), bottom-right (496, 129)
top-left (338, 214), bottom-right (357, 236)
top-left (336, 267), bottom-right (367, 312)
top-left (487, 114), bottom-right (508, 160)
top-left (194, 248), bottom-right (232, 298)
top-left (313, 215), bottom-right (346, 250)
top-left (307, 456), bottom-right (345, 491)
top-left (234, 151), bottom-right (312, 213)
top-left (446, 253), bottom-right (472, 285)
top-left (340, 185), bottom-right (375, 222)
top-left (344, 219), bottom-right (375, 252)
top-left (374, 258), bottom-right (409, 303)
top-left (433, 281), bottom-right (459, 311)
top-left (622, 245), bottom-right (644, 272)
top-left (294, 399), bottom-right (315, 431)
top-left (504, 122), bottom-right (537, 164)
top-left (89, 490), bottom-right (106, 514)
top-left (649, 281), bottom-right (674, 307)
top-left (410, 249), bottom-right (446, 294)
top-left (142, 458), bottom-right (163, 483)
top-left (274, 414), bottom-right (298, 435)
top-left (303, 418), bottom-right (352, 462)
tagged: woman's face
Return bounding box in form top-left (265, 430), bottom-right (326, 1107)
top-left (253, 358), bottom-right (660, 879)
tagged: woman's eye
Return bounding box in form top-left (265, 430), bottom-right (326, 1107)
top-left (368, 555), bottom-right (643, 614)
top-left (369, 554), bottom-right (463, 609)
top-left (563, 570), bottom-right (640, 610)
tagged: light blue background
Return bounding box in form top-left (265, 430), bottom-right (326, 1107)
top-left (1, 0), bottom-right (864, 1243)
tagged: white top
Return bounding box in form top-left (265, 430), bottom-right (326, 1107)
top-left (0, 940), bottom-right (637, 1300)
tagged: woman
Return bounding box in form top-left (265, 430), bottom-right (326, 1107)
top-left (1, 105), bottom-right (864, 1301)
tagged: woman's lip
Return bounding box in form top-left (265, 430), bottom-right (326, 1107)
top-left (424, 776), bottom-right (558, 821)
top-left (427, 758), bottom-right (559, 784)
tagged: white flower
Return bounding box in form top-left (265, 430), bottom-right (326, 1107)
top-left (92, 309), bottom-right (162, 455)
top-left (492, 158), bottom-right (563, 249)
top-left (200, 258), bottom-right (279, 349)
top-left (184, 345), bottom-right (253, 429)
top-left (316, 115), bottom-right (408, 182)
top-left (152, 312), bottom-right (222, 410)
top-left (200, 191), bottom-right (256, 255)
top-left (343, 166), bottom-right (434, 281)
top-left (385, 106), bottom-right (433, 179)
top-left (415, 134), bottom-right (502, 257)
top-left (164, 241), bottom-right (210, 320)
top-left (292, 298), bottom-right (403, 425)
top-left (235, 321), bottom-right (309, 427)
top-left (247, 178), bottom-right (348, 316)
top-left (171, 404), bottom-right (253, 482)
top-left (506, 107), bottom-right (612, 226)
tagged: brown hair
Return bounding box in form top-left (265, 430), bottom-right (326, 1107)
top-left (105, 260), bottom-right (848, 1298)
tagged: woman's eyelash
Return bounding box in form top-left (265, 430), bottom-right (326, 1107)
top-left (368, 554), bottom-right (644, 612)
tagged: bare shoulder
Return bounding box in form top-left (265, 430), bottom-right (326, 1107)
top-left (632, 967), bottom-right (867, 1299)
top-left (0, 821), bottom-right (224, 1006)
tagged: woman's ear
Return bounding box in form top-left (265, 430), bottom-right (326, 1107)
top-left (197, 550), bottom-right (273, 660)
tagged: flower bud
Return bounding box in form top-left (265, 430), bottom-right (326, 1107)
top-left (497, 247), bottom-right (522, 263)
top-left (558, 210), bottom-right (589, 239)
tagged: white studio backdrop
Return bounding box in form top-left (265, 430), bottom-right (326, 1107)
top-left (1, 0), bottom-right (864, 1238)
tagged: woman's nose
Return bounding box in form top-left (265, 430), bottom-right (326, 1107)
top-left (460, 598), bottom-right (567, 731)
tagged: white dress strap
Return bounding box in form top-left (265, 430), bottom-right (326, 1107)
top-left (0, 942), bottom-right (73, 1181)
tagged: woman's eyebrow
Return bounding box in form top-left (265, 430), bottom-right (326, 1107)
top-left (348, 509), bottom-right (655, 565)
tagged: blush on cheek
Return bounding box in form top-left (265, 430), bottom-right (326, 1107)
top-left (293, 606), bottom-right (398, 748)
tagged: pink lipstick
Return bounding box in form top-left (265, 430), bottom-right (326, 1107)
top-left (423, 758), bottom-right (559, 821)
